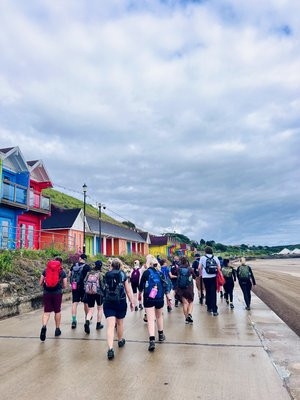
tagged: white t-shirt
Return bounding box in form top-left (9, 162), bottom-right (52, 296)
top-left (200, 255), bottom-right (220, 278)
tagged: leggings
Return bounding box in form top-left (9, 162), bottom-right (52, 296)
top-left (223, 279), bottom-right (234, 302)
top-left (239, 281), bottom-right (252, 307)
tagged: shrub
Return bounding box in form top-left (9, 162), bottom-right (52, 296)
top-left (0, 251), bottom-right (14, 276)
top-left (119, 253), bottom-right (146, 267)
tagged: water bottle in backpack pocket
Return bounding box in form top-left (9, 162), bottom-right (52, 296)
top-left (70, 263), bottom-right (84, 290)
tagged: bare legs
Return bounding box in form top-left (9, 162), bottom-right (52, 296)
top-left (145, 307), bottom-right (163, 336)
top-left (106, 316), bottom-right (123, 349)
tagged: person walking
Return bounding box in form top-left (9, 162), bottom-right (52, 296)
top-left (200, 247), bottom-right (221, 316)
top-left (103, 259), bottom-right (134, 360)
top-left (170, 256), bottom-right (180, 307)
top-left (160, 258), bottom-right (173, 312)
top-left (192, 253), bottom-right (205, 304)
top-left (130, 260), bottom-right (143, 311)
top-left (69, 254), bottom-right (91, 329)
top-left (83, 260), bottom-right (104, 334)
top-left (39, 257), bottom-right (67, 341)
top-left (176, 256), bottom-right (196, 324)
top-left (139, 256), bottom-right (172, 352)
top-left (237, 257), bottom-right (256, 310)
top-left (221, 259), bottom-right (236, 309)
top-left (218, 256), bottom-right (224, 298)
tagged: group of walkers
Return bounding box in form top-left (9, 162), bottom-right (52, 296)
top-left (39, 246), bottom-right (256, 360)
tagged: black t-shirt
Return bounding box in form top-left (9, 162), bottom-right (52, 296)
top-left (192, 259), bottom-right (200, 277)
top-left (42, 269), bottom-right (67, 294)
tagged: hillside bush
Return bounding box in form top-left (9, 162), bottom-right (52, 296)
top-left (0, 251), bottom-right (14, 276)
top-left (119, 253), bottom-right (146, 267)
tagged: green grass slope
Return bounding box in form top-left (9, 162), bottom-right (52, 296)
top-left (43, 188), bottom-right (123, 226)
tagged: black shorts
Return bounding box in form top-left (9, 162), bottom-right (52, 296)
top-left (72, 289), bottom-right (85, 303)
top-left (131, 282), bottom-right (139, 294)
top-left (103, 300), bottom-right (127, 319)
top-left (85, 294), bottom-right (103, 308)
top-left (143, 299), bottom-right (164, 309)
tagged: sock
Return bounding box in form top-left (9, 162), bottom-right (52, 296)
top-left (72, 316), bottom-right (76, 322)
top-left (149, 336), bottom-right (155, 341)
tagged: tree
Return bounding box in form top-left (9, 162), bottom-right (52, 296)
top-left (122, 221), bottom-right (136, 229)
top-left (200, 239), bottom-right (206, 245)
top-left (215, 243), bottom-right (227, 252)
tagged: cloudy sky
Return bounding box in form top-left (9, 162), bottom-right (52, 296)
top-left (1, 0), bottom-right (300, 245)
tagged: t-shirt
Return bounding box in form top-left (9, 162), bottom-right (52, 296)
top-left (200, 255), bottom-right (220, 279)
top-left (70, 263), bottom-right (91, 291)
top-left (42, 269), bottom-right (67, 294)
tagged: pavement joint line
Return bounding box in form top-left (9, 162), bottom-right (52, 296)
top-left (0, 335), bottom-right (262, 348)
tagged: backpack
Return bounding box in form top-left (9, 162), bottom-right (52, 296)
top-left (222, 267), bottom-right (233, 278)
top-left (177, 267), bottom-right (192, 289)
top-left (70, 263), bottom-right (84, 285)
top-left (130, 268), bottom-right (140, 285)
top-left (45, 260), bottom-right (61, 288)
top-left (104, 271), bottom-right (125, 303)
top-left (145, 269), bottom-right (164, 300)
top-left (85, 271), bottom-right (101, 295)
top-left (205, 256), bottom-right (218, 274)
top-left (238, 265), bottom-right (251, 281)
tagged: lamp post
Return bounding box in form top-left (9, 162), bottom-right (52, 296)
top-left (98, 203), bottom-right (106, 254)
top-left (82, 183), bottom-right (87, 254)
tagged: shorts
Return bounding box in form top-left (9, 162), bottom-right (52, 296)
top-left (72, 289), bottom-right (85, 303)
top-left (103, 300), bottom-right (127, 320)
top-left (43, 292), bottom-right (63, 313)
top-left (131, 282), bottom-right (139, 294)
top-left (85, 294), bottom-right (103, 308)
top-left (143, 299), bottom-right (164, 309)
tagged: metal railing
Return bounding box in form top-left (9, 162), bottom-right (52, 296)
top-left (29, 189), bottom-right (51, 212)
top-left (0, 224), bottom-right (77, 252)
top-left (1, 180), bottom-right (28, 207)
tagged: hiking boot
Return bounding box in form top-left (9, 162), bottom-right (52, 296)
top-left (207, 308), bottom-right (213, 313)
top-left (199, 297), bottom-right (203, 305)
top-left (107, 348), bottom-right (114, 360)
top-left (135, 306), bottom-right (138, 312)
top-left (118, 338), bottom-right (126, 348)
top-left (71, 320), bottom-right (77, 329)
top-left (188, 314), bottom-right (193, 323)
top-left (167, 305), bottom-right (172, 313)
top-left (220, 291), bottom-right (224, 298)
top-left (143, 314), bottom-right (148, 323)
top-left (55, 328), bottom-right (61, 337)
top-left (185, 315), bottom-right (193, 324)
top-left (158, 332), bottom-right (166, 342)
top-left (84, 320), bottom-right (90, 334)
top-left (213, 312), bottom-right (219, 316)
top-left (230, 303), bottom-right (234, 309)
top-left (40, 326), bottom-right (47, 342)
top-left (226, 300), bottom-right (229, 305)
top-left (175, 299), bottom-right (179, 307)
top-left (96, 322), bottom-right (104, 330)
top-left (245, 306), bottom-right (251, 311)
top-left (148, 340), bottom-right (155, 352)
top-left (139, 304), bottom-right (143, 310)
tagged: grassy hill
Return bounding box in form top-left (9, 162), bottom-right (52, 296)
top-left (43, 188), bottom-right (123, 226)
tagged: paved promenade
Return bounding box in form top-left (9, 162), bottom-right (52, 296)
top-left (0, 290), bottom-right (296, 400)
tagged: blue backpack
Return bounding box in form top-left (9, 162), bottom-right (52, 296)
top-left (177, 267), bottom-right (192, 289)
top-left (145, 269), bottom-right (164, 299)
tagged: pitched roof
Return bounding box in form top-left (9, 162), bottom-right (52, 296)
top-left (139, 231), bottom-right (149, 241)
top-left (42, 206), bottom-right (81, 229)
top-left (27, 160), bottom-right (39, 167)
top-left (150, 235), bottom-right (168, 246)
top-left (87, 216), bottom-right (146, 242)
top-left (0, 147), bottom-right (14, 154)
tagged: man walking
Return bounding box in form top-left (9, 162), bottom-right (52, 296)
top-left (200, 247), bottom-right (220, 316)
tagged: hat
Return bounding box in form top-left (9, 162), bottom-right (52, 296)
top-left (80, 254), bottom-right (87, 260)
top-left (95, 260), bottom-right (103, 269)
top-left (146, 254), bottom-right (159, 268)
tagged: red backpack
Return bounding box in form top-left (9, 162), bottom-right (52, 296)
top-left (45, 260), bottom-right (62, 288)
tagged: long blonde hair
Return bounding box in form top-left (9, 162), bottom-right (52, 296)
top-left (240, 257), bottom-right (246, 265)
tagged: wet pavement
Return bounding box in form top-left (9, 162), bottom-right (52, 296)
top-left (0, 289), bottom-right (296, 400)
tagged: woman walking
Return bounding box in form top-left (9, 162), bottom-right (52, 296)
top-left (139, 256), bottom-right (172, 352)
top-left (221, 259), bottom-right (236, 309)
top-left (175, 257), bottom-right (196, 324)
top-left (160, 258), bottom-right (173, 312)
top-left (130, 260), bottom-right (143, 311)
top-left (237, 257), bottom-right (256, 310)
top-left (103, 259), bottom-right (134, 360)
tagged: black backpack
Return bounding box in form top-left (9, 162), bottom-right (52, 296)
top-left (177, 267), bottom-right (192, 289)
top-left (205, 256), bottom-right (218, 274)
top-left (104, 271), bottom-right (125, 303)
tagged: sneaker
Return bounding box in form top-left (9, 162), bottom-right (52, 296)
top-left (118, 338), bottom-right (126, 348)
top-left (175, 300), bottom-right (179, 307)
top-left (148, 340), bottom-right (155, 352)
top-left (199, 297), bottom-right (203, 305)
top-left (55, 328), bottom-right (61, 337)
top-left (220, 291), bottom-right (224, 298)
top-left (185, 315), bottom-right (193, 324)
top-left (226, 300), bottom-right (229, 305)
top-left (40, 326), bottom-right (47, 341)
top-left (167, 306), bottom-right (172, 313)
top-left (135, 306), bottom-right (138, 312)
top-left (188, 314), bottom-right (193, 323)
top-left (158, 332), bottom-right (166, 342)
top-left (207, 308), bottom-right (213, 313)
top-left (107, 348), bottom-right (114, 360)
top-left (245, 306), bottom-right (251, 311)
top-left (139, 304), bottom-right (143, 310)
top-left (230, 303), bottom-right (234, 309)
top-left (213, 312), bottom-right (219, 316)
top-left (96, 322), bottom-right (104, 330)
top-left (84, 320), bottom-right (90, 334)
top-left (71, 320), bottom-right (77, 329)
top-left (143, 314), bottom-right (148, 323)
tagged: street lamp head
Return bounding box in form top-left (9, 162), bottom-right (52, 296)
top-left (83, 183), bottom-right (87, 193)
top-left (103, 205), bottom-right (106, 210)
